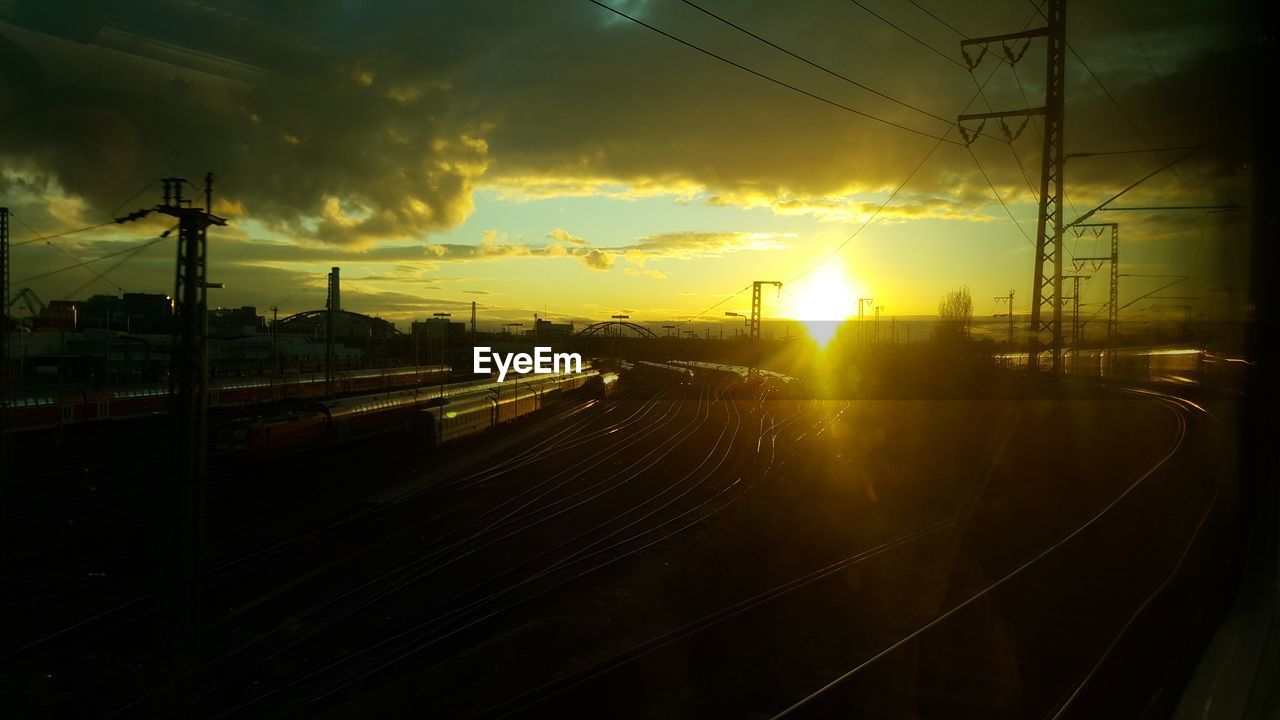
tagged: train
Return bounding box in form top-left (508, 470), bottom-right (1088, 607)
top-left (217, 369), bottom-right (617, 455)
top-left (993, 345), bottom-right (1250, 392)
top-left (4, 366), bottom-right (451, 433)
top-left (630, 361), bottom-right (696, 385)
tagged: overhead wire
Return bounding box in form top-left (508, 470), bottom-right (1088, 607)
top-left (905, 0), bottom-right (966, 37)
top-left (673, 283), bottom-right (754, 328)
top-left (901, 0), bottom-right (1087, 264)
top-left (11, 213), bottom-right (127, 292)
top-left (63, 226), bottom-right (176, 300)
top-left (1023, 0), bottom-right (1204, 203)
top-left (584, 0), bottom-right (962, 145)
top-left (786, 4), bottom-right (1048, 287)
top-left (11, 217), bottom-right (117, 248)
top-left (271, 275), bottom-right (326, 310)
top-left (843, 0), bottom-right (968, 70)
top-left (967, 146), bottom-right (1034, 248)
top-left (676, 0), bottom-right (999, 140)
top-left (14, 234), bottom-right (170, 286)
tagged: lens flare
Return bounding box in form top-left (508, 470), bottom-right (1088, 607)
top-left (783, 261), bottom-right (861, 348)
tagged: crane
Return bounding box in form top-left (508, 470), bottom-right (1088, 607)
top-left (8, 287), bottom-right (44, 320)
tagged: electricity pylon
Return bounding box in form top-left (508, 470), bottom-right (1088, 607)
top-left (1071, 222), bottom-right (1119, 343)
top-left (958, 0), bottom-right (1067, 373)
top-left (0, 207), bottom-right (9, 474)
top-left (993, 290), bottom-right (1015, 348)
top-left (857, 297), bottom-right (874, 344)
top-left (750, 281), bottom-right (781, 374)
top-left (117, 175), bottom-right (226, 703)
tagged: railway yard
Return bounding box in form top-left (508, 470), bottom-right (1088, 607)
top-left (0, 366), bottom-right (1240, 718)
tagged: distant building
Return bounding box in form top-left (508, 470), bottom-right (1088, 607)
top-left (531, 319), bottom-right (575, 339)
top-left (37, 293), bottom-right (173, 333)
top-left (209, 306), bottom-right (266, 338)
top-left (411, 318), bottom-right (467, 341)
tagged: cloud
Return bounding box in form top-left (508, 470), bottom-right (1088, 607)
top-left (0, 0), bottom-right (1245, 245)
top-left (0, 0), bottom-right (1250, 319)
top-left (615, 231), bottom-right (790, 265)
top-left (625, 267), bottom-right (668, 279)
top-left (580, 248), bottom-right (613, 270)
top-left (547, 228), bottom-right (588, 245)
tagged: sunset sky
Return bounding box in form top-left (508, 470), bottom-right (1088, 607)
top-left (0, 0), bottom-right (1252, 330)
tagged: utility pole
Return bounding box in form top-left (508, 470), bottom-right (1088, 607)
top-left (959, 0), bottom-right (1066, 373)
top-left (874, 305), bottom-right (884, 344)
top-left (433, 312), bottom-right (451, 401)
top-left (857, 297), bottom-right (874, 345)
top-left (1, 207), bottom-right (9, 480)
top-left (994, 290), bottom-right (1015, 349)
top-left (269, 306), bottom-right (278, 374)
top-left (1071, 223), bottom-right (1119, 343)
top-left (116, 175), bottom-right (226, 707)
top-left (470, 300), bottom-right (477, 337)
top-left (325, 267), bottom-right (340, 397)
top-left (1062, 274), bottom-right (1090, 373)
top-left (740, 281), bottom-right (780, 375)
top-left (611, 314), bottom-right (629, 358)
top-left (1062, 275), bottom-right (1089, 345)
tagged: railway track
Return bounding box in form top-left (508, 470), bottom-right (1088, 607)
top-left (198, 383), bottom-right (742, 716)
top-left (470, 388), bottom-right (1227, 719)
top-left (0, 383), bottom-right (647, 715)
top-left (8, 380), bottom-right (1218, 720)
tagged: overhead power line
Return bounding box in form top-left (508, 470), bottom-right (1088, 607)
top-left (64, 229), bottom-right (174, 299)
top-left (14, 234), bottom-right (169, 286)
top-left (1066, 147), bottom-right (1200, 228)
top-left (271, 275), bottom-right (326, 309)
top-left (12, 220), bottom-right (115, 248)
top-left (677, 0), bottom-right (994, 138)
top-left (844, 0), bottom-right (968, 70)
top-left (584, 0), bottom-right (962, 145)
top-left (787, 5), bottom-right (1047, 286)
top-left (674, 283), bottom-right (753, 328)
top-left (11, 213), bottom-right (126, 292)
top-left (1023, 0), bottom-right (1204, 202)
top-left (967, 147), bottom-right (1034, 248)
top-left (906, 0), bottom-right (967, 37)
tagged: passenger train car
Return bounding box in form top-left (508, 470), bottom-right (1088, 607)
top-left (993, 345), bottom-right (1249, 391)
top-left (219, 369), bottom-right (612, 456)
top-left (666, 360), bottom-right (799, 395)
top-left (631, 361), bottom-right (695, 385)
top-left (4, 365), bottom-right (451, 433)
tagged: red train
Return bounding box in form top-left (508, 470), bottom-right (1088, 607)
top-left (4, 366), bottom-right (451, 433)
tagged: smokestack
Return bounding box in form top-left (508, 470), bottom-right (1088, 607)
top-left (327, 266), bottom-right (341, 312)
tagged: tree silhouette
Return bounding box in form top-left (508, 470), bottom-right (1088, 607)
top-left (937, 286), bottom-right (973, 340)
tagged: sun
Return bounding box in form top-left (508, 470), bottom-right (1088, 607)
top-left (782, 260), bottom-right (863, 348)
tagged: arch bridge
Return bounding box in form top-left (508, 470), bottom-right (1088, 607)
top-left (576, 321), bottom-right (659, 339)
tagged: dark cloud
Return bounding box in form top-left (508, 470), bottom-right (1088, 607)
top-left (0, 0), bottom-right (1252, 312)
top-left (1, 1), bottom-right (1248, 228)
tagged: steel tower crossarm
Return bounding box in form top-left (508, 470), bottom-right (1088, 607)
top-left (957, 0), bottom-right (1066, 373)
